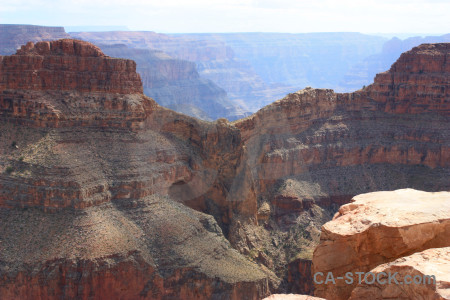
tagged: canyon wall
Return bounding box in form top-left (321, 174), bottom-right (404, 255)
top-left (338, 33), bottom-right (450, 92)
top-left (0, 24), bottom-right (71, 55)
top-left (0, 38), bottom-right (448, 298)
top-left (100, 44), bottom-right (249, 121)
top-left (70, 31), bottom-right (299, 112)
top-left (0, 39), bottom-right (272, 299)
top-left (1, 25), bottom-right (248, 121)
top-left (229, 42), bottom-right (450, 293)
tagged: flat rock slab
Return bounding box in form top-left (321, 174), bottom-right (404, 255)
top-left (313, 189), bottom-right (450, 300)
top-left (350, 247), bottom-right (450, 300)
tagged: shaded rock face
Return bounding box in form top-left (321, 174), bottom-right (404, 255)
top-left (349, 247), bottom-right (450, 300)
top-left (338, 33), bottom-right (450, 92)
top-left (312, 189), bottom-right (450, 300)
top-left (99, 44), bottom-right (249, 121)
top-left (69, 32), bottom-right (250, 121)
top-left (287, 259), bottom-right (314, 295)
top-left (0, 40), bottom-right (271, 299)
top-left (0, 40), bottom-right (143, 95)
top-left (70, 31), bottom-right (297, 113)
top-left (1, 39), bottom-right (449, 299)
top-left (230, 43), bottom-right (450, 293)
top-left (0, 24), bottom-right (71, 55)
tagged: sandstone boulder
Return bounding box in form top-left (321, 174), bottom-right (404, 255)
top-left (349, 247), bottom-right (450, 300)
top-left (312, 189), bottom-right (450, 300)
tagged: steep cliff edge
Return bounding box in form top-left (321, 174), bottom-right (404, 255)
top-left (99, 44), bottom-right (249, 121)
top-left (312, 189), bottom-right (450, 300)
top-left (1, 39), bottom-right (449, 298)
top-left (0, 24), bottom-right (71, 55)
top-left (70, 31), bottom-right (294, 112)
top-left (0, 39), bottom-right (271, 299)
top-left (231, 43), bottom-right (449, 293)
top-left (338, 33), bottom-right (450, 92)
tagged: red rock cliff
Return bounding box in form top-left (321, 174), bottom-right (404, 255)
top-left (230, 43), bottom-right (449, 293)
top-left (0, 39), bottom-right (143, 94)
top-left (0, 39), bottom-right (271, 300)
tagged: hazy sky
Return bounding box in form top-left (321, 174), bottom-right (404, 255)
top-left (1, 0), bottom-right (449, 34)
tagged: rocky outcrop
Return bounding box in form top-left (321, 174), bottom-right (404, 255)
top-left (349, 247), bottom-right (450, 300)
top-left (1, 40), bottom-right (142, 94)
top-left (312, 189), bottom-right (450, 300)
top-left (366, 43), bottom-right (450, 115)
top-left (0, 24), bottom-right (71, 55)
top-left (338, 33), bottom-right (450, 92)
top-left (230, 43), bottom-right (449, 293)
top-left (0, 40), bottom-right (271, 299)
top-left (70, 31), bottom-right (298, 112)
top-left (99, 44), bottom-right (249, 121)
top-left (69, 32), bottom-right (250, 121)
top-left (1, 38), bottom-right (449, 298)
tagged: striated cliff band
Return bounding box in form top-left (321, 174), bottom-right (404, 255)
top-left (0, 24), bottom-right (71, 55)
top-left (0, 39), bottom-right (272, 299)
top-left (0, 39), bottom-right (449, 299)
top-left (0, 24), bottom-right (248, 122)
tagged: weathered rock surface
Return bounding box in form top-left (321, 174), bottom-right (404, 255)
top-left (0, 40), bottom-right (271, 299)
top-left (313, 189), bottom-right (450, 300)
top-left (0, 24), bottom-right (71, 55)
top-left (70, 31), bottom-right (298, 112)
top-left (263, 294), bottom-right (325, 300)
top-left (70, 32), bottom-right (251, 120)
top-left (1, 40), bottom-right (142, 94)
top-left (99, 44), bottom-right (250, 121)
top-left (338, 33), bottom-right (450, 92)
top-left (1, 38), bottom-right (449, 298)
top-left (349, 247), bottom-right (450, 300)
top-left (230, 43), bottom-right (449, 293)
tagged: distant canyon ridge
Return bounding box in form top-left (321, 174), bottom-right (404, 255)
top-left (0, 24), bottom-right (449, 299)
top-left (1, 24), bottom-right (449, 121)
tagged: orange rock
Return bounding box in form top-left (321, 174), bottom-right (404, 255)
top-left (349, 247), bottom-right (450, 300)
top-left (312, 189), bottom-right (450, 300)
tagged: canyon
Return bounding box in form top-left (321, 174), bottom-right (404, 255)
top-left (0, 37), bottom-right (449, 299)
top-left (0, 25), bottom-right (248, 121)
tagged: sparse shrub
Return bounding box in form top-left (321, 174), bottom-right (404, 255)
top-left (18, 156), bottom-right (24, 162)
top-left (5, 166), bottom-right (14, 174)
top-left (11, 141), bottom-right (17, 148)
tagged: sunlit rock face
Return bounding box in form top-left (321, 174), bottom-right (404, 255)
top-left (230, 43), bottom-right (449, 293)
top-left (0, 39), bottom-right (271, 300)
top-left (0, 24), bottom-right (71, 55)
top-left (312, 189), bottom-right (450, 300)
top-left (0, 38), bottom-right (449, 298)
top-left (349, 247), bottom-right (450, 300)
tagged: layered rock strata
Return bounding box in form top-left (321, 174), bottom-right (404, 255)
top-left (0, 39), bottom-right (449, 298)
top-left (230, 43), bottom-right (449, 293)
top-left (0, 24), bottom-right (71, 55)
top-left (99, 44), bottom-right (249, 121)
top-left (0, 39), bottom-right (270, 299)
